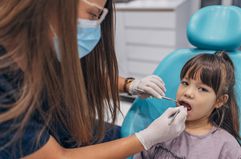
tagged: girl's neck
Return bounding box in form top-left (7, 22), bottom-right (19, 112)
top-left (185, 118), bottom-right (213, 136)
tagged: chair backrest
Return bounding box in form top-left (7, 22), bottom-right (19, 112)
top-left (121, 5), bottom-right (241, 141)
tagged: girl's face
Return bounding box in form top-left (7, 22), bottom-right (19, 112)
top-left (176, 76), bottom-right (217, 122)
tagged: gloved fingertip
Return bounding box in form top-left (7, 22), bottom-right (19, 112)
top-left (178, 105), bottom-right (185, 109)
top-left (157, 95), bottom-right (163, 99)
top-left (163, 87), bottom-right (166, 91)
top-left (180, 106), bottom-right (187, 112)
top-left (179, 107), bottom-right (188, 116)
top-left (151, 75), bottom-right (159, 78)
top-left (159, 93), bottom-right (166, 99)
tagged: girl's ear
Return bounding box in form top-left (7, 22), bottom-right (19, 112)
top-left (215, 94), bottom-right (229, 108)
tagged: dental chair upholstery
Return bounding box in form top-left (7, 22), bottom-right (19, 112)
top-left (121, 5), bottom-right (241, 147)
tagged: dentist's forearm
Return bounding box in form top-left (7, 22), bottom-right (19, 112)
top-left (24, 135), bottom-right (144, 159)
top-left (64, 135), bottom-right (144, 159)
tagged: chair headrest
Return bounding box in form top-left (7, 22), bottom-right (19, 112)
top-left (187, 5), bottom-right (241, 51)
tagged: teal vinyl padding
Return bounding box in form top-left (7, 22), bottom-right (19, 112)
top-left (187, 5), bottom-right (241, 51)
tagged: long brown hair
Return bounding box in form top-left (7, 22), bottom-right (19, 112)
top-left (0, 0), bottom-right (106, 148)
top-left (81, 0), bottom-right (120, 142)
top-left (180, 51), bottom-right (240, 143)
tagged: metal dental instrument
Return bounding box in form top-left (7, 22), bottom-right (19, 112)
top-left (168, 109), bottom-right (180, 125)
top-left (136, 88), bottom-right (178, 104)
top-left (161, 96), bottom-right (178, 104)
top-left (155, 95), bottom-right (181, 125)
top-left (136, 88), bottom-right (180, 125)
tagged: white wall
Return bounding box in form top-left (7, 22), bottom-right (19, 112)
top-left (222, 0), bottom-right (232, 5)
top-left (190, 0), bottom-right (200, 15)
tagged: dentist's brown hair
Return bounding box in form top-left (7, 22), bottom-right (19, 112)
top-left (0, 0), bottom-right (119, 149)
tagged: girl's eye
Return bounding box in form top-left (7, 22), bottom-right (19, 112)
top-left (181, 80), bottom-right (189, 86)
top-left (198, 87), bottom-right (208, 92)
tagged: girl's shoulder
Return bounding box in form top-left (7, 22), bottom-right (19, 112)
top-left (213, 128), bottom-right (240, 151)
top-left (214, 127), bottom-right (239, 143)
top-left (214, 128), bottom-right (241, 158)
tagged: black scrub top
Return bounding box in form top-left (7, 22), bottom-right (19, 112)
top-left (0, 47), bottom-right (79, 159)
top-left (0, 47), bottom-right (121, 159)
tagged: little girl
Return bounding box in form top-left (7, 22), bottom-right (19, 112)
top-left (134, 51), bottom-right (241, 159)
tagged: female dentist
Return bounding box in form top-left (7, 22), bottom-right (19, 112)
top-left (0, 0), bottom-right (187, 158)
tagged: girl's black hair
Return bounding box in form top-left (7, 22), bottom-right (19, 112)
top-left (180, 51), bottom-right (240, 144)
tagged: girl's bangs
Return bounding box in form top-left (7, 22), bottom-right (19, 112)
top-left (180, 55), bottom-right (222, 94)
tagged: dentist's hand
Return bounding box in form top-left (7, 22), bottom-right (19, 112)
top-left (129, 75), bottom-right (166, 98)
top-left (135, 106), bottom-right (187, 150)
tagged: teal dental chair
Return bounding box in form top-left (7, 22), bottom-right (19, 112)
top-left (121, 5), bottom-right (241, 158)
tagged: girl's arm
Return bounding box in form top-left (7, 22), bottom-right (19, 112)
top-left (24, 135), bottom-right (144, 159)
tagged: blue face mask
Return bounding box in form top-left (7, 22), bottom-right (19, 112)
top-left (77, 19), bottom-right (101, 58)
top-left (53, 20), bottom-right (101, 60)
top-left (53, 8), bottom-right (108, 60)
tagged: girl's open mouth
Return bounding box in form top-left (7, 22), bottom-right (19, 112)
top-left (178, 100), bottom-right (192, 111)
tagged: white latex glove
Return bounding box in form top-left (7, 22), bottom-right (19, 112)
top-left (129, 75), bottom-right (166, 98)
top-left (135, 106), bottom-right (187, 150)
